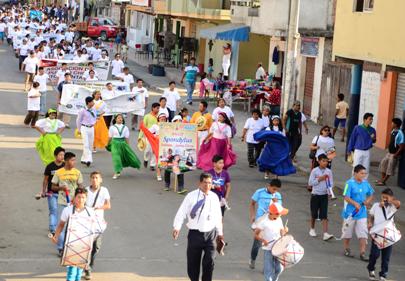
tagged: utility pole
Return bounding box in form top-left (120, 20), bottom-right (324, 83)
top-left (281, 0), bottom-right (300, 114)
top-left (79, 0), bottom-right (84, 22)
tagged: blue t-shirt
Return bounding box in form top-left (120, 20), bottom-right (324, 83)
top-left (251, 188), bottom-right (283, 219)
top-left (184, 65), bottom-right (199, 82)
top-left (342, 178), bottom-right (374, 220)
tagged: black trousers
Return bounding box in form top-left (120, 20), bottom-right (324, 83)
top-left (103, 115), bottom-right (113, 128)
top-left (164, 170), bottom-right (184, 191)
top-left (19, 55), bottom-right (27, 71)
top-left (89, 234), bottom-right (102, 269)
top-left (187, 229), bottom-right (217, 281)
top-left (247, 142), bottom-right (263, 165)
top-left (287, 133), bottom-right (302, 159)
top-left (168, 109), bottom-right (175, 122)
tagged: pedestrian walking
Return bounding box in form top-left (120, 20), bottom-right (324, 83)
top-left (181, 57), bottom-right (199, 105)
top-left (92, 90), bottom-right (109, 152)
top-left (341, 164), bottom-right (374, 261)
top-left (249, 179), bottom-right (283, 269)
top-left (33, 66), bottom-right (49, 116)
top-left (57, 72), bottom-right (73, 127)
top-left (375, 118), bottom-right (405, 186)
top-left (139, 103), bottom-right (159, 170)
top-left (347, 113), bottom-right (376, 176)
top-left (24, 81), bottom-right (41, 128)
top-left (22, 50), bottom-right (39, 91)
top-left (241, 109), bottom-right (266, 168)
top-left (84, 171), bottom-right (111, 280)
top-left (162, 81), bottom-right (181, 122)
top-left (76, 96), bottom-right (97, 167)
top-left (131, 79), bottom-right (148, 131)
top-left (190, 100), bottom-right (213, 147)
top-left (309, 125), bottom-right (335, 169)
top-left (111, 53), bottom-right (124, 79)
top-left (332, 93), bottom-right (349, 142)
top-left (172, 173), bottom-right (224, 281)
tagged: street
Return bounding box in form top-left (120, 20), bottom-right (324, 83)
top-left (0, 42), bottom-right (404, 281)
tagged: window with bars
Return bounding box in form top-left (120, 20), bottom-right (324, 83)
top-left (354, 0), bottom-right (374, 12)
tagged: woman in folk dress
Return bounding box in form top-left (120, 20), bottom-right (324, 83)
top-left (92, 90), bottom-right (109, 152)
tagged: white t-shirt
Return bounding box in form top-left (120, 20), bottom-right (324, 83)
top-left (35, 118), bottom-right (65, 132)
top-left (116, 73), bottom-right (134, 85)
top-left (60, 205), bottom-right (97, 223)
top-left (162, 89), bottom-right (180, 111)
top-left (255, 216), bottom-right (284, 250)
top-left (244, 118), bottom-right (265, 144)
top-left (312, 135), bottom-right (335, 157)
top-left (0, 23), bottom-right (6, 32)
top-left (33, 73), bottom-right (49, 92)
top-left (56, 69), bottom-right (69, 85)
top-left (27, 88), bottom-right (40, 111)
top-left (262, 115), bottom-right (270, 128)
top-left (86, 77), bottom-right (99, 82)
top-left (85, 186), bottom-right (111, 219)
top-left (131, 87), bottom-right (149, 116)
top-left (83, 69), bottom-right (98, 80)
top-left (255, 66), bottom-right (266, 80)
top-left (65, 31), bottom-right (74, 43)
top-left (23, 57), bottom-right (39, 74)
top-left (19, 44), bottom-right (29, 56)
top-left (111, 59), bottom-right (124, 76)
top-left (212, 106), bottom-right (234, 121)
top-left (108, 124), bottom-right (130, 138)
top-left (158, 107), bottom-right (169, 118)
top-left (92, 48), bottom-right (102, 61)
top-left (210, 122), bottom-right (232, 139)
top-left (369, 202), bottom-right (397, 226)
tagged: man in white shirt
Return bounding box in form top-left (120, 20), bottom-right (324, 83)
top-left (162, 81), bottom-right (180, 122)
top-left (111, 54), bottom-right (124, 78)
top-left (33, 66), bottom-right (49, 115)
top-left (158, 97), bottom-right (169, 119)
top-left (173, 173), bottom-right (224, 281)
top-left (131, 79), bottom-right (148, 130)
top-left (115, 67), bottom-right (134, 87)
top-left (84, 171), bottom-right (111, 280)
top-left (241, 109), bottom-right (266, 168)
top-left (23, 51), bottom-right (39, 91)
top-left (255, 63), bottom-right (266, 80)
top-left (82, 62), bottom-right (98, 80)
top-left (18, 38), bottom-right (29, 71)
top-left (92, 43), bottom-right (102, 61)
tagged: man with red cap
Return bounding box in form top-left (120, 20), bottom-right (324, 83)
top-left (254, 203), bottom-right (289, 281)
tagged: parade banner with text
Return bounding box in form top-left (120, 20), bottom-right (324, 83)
top-left (59, 84), bottom-right (143, 115)
top-left (40, 59), bottom-right (111, 85)
top-left (158, 123), bottom-right (198, 170)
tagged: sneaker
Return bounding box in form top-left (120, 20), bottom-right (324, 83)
top-left (177, 189), bottom-right (188, 195)
top-left (248, 259), bottom-right (255, 269)
top-left (150, 166), bottom-right (156, 171)
top-left (379, 277), bottom-right (386, 281)
top-left (92, 149), bottom-right (97, 153)
top-left (264, 174), bottom-right (270, 180)
top-left (84, 270), bottom-right (92, 280)
top-left (163, 187), bottom-right (170, 191)
top-left (112, 173), bottom-right (120, 180)
top-left (309, 229), bottom-right (317, 237)
top-left (360, 253), bottom-right (369, 262)
top-left (157, 176), bottom-right (162, 181)
top-left (58, 249), bottom-right (63, 257)
top-left (344, 248), bottom-right (354, 258)
top-left (323, 232), bottom-right (334, 241)
top-left (368, 271), bottom-right (376, 280)
top-left (249, 164), bottom-right (254, 168)
top-left (86, 162), bottom-right (91, 167)
top-left (143, 160), bottom-right (148, 168)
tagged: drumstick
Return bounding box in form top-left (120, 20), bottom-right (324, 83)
top-left (283, 219), bottom-right (289, 236)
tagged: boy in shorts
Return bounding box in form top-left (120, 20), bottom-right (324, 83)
top-left (341, 164), bottom-right (374, 261)
top-left (333, 93), bottom-right (349, 142)
top-left (308, 154), bottom-right (334, 241)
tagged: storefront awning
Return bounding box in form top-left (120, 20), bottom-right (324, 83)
top-left (199, 23), bottom-right (250, 42)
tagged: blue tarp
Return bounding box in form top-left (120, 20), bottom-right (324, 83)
top-left (254, 130), bottom-right (296, 176)
top-left (199, 23), bottom-right (250, 42)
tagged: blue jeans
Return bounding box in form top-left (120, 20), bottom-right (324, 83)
top-left (251, 238), bottom-right (261, 261)
top-left (367, 241), bottom-right (393, 278)
top-left (185, 80), bottom-right (196, 102)
top-left (39, 91), bottom-right (47, 114)
top-left (57, 204), bottom-right (66, 250)
top-left (47, 193), bottom-right (58, 233)
top-left (263, 250), bottom-right (282, 281)
top-left (66, 266), bottom-right (83, 281)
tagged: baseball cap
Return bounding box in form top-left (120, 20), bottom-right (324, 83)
top-left (269, 203), bottom-right (289, 216)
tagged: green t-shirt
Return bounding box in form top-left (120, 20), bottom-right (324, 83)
top-left (51, 167), bottom-right (83, 205)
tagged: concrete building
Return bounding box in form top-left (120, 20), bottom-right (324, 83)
top-left (333, 0), bottom-right (405, 148)
top-left (229, 0), bottom-right (335, 122)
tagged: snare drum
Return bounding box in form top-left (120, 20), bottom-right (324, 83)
top-left (271, 234), bottom-right (304, 268)
top-left (370, 220), bottom-right (401, 249)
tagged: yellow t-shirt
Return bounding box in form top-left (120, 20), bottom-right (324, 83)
top-left (336, 101), bottom-right (349, 119)
top-left (51, 168), bottom-right (83, 206)
top-left (190, 111), bottom-right (213, 131)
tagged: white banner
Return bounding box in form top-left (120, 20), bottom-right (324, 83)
top-left (40, 59), bottom-right (111, 85)
top-left (59, 84), bottom-right (143, 115)
top-left (77, 80), bottom-right (130, 92)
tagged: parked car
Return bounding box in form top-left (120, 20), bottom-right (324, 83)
top-left (75, 17), bottom-right (120, 41)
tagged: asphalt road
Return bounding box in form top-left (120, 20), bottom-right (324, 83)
top-left (0, 44), bottom-right (404, 281)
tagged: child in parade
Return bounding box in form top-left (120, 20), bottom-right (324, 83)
top-left (308, 154), bottom-right (334, 241)
top-left (208, 155), bottom-right (231, 217)
top-left (35, 108), bottom-right (65, 165)
top-left (180, 107), bottom-right (191, 123)
top-left (263, 115), bottom-right (284, 179)
top-left (24, 81), bottom-right (41, 128)
top-left (148, 112), bottom-right (168, 181)
top-left (241, 109), bottom-right (266, 168)
top-left (107, 114), bottom-right (141, 179)
top-left (92, 90), bottom-right (109, 153)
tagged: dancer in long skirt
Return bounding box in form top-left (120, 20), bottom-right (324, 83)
top-left (107, 114), bottom-right (141, 179)
top-left (92, 90), bottom-right (109, 152)
top-left (35, 108), bottom-right (65, 165)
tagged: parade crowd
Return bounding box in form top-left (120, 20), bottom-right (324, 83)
top-left (1, 3), bottom-right (404, 281)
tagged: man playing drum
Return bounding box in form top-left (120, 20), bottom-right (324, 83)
top-left (367, 188), bottom-right (401, 281)
top-left (254, 203), bottom-right (289, 281)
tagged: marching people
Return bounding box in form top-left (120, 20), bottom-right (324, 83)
top-left (57, 72), bottom-right (74, 127)
top-left (309, 125), bottom-right (335, 169)
top-left (190, 100), bottom-right (213, 147)
top-left (147, 112), bottom-right (168, 181)
top-left (173, 173), bottom-right (224, 281)
top-left (84, 171), bottom-right (111, 280)
top-left (115, 66), bottom-right (134, 87)
top-left (139, 102), bottom-right (160, 171)
top-left (33, 66), bottom-right (50, 116)
top-left (35, 108), bottom-right (65, 165)
top-left (111, 53), bottom-right (124, 79)
top-left (212, 98), bottom-right (235, 126)
top-left (254, 203), bottom-right (289, 281)
top-left (41, 146), bottom-right (65, 237)
top-left (24, 81), bottom-right (41, 128)
top-left (249, 179), bottom-right (283, 270)
top-left (131, 79), bottom-right (149, 131)
top-left (263, 115), bottom-right (285, 179)
top-left (22, 50), bottom-right (39, 92)
top-left (332, 93), bottom-right (349, 142)
top-left (107, 114), bottom-right (141, 179)
top-left (347, 113), bottom-right (376, 176)
top-left (51, 152), bottom-right (83, 256)
top-left (51, 187), bottom-right (96, 281)
top-left (341, 164), bottom-right (374, 260)
top-left (308, 154), bottom-right (334, 241)
top-left (76, 96), bottom-right (97, 167)
top-left (241, 109), bottom-right (266, 168)
top-left (92, 90), bottom-right (109, 153)
top-left (375, 118), bottom-right (404, 186)
top-left (181, 57), bottom-right (199, 105)
top-left (367, 188), bottom-right (401, 281)
top-left (162, 81), bottom-right (181, 122)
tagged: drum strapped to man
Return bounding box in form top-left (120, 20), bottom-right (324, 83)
top-left (370, 220), bottom-right (401, 249)
top-left (271, 234), bottom-right (304, 268)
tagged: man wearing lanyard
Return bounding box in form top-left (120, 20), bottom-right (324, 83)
top-left (173, 173), bottom-right (224, 281)
top-left (76, 96), bottom-right (97, 167)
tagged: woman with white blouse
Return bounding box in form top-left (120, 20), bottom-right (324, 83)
top-left (310, 125), bottom-right (336, 169)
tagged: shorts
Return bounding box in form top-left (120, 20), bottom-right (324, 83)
top-left (310, 194), bottom-right (328, 220)
top-left (334, 117), bottom-right (346, 128)
top-left (0, 32), bottom-right (4, 40)
top-left (379, 153), bottom-right (398, 176)
top-left (341, 217), bottom-right (368, 239)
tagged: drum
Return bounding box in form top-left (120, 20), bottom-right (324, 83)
top-left (370, 220), bottom-right (401, 249)
top-left (61, 213), bottom-right (95, 269)
top-left (271, 235), bottom-right (304, 268)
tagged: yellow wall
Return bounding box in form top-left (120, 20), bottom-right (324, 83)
top-left (237, 34), bottom-right (270, 80)
top-left (333, 0), bottom-right (405, 68)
